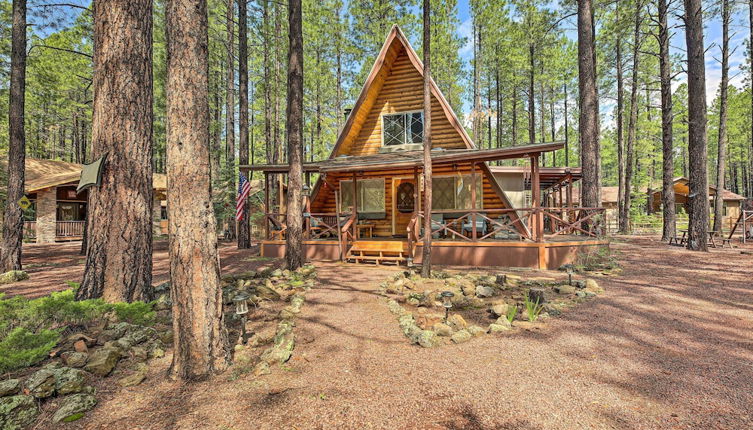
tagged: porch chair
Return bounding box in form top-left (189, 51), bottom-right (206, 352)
top-left (461, 213), bottom-right (487, 238)
top-left (420, 213), bottom-right (445, 239)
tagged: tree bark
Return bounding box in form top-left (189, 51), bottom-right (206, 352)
top-left (421, 0), bottom-right (433, 278)
top-left (578, 0), bottom-right (601, 208)
top-left (285, 0), bottom-right (304, 270)
top-left (615, 3), bottom-right (626, 233)
top-left (166, 0), bottom-right (228, 380)
top-left (1, 0), bottom-right (26, 273)
top-left (225, 0), bottom-right (237, 240)
top-left (528, 43), bottom-right (536, 145)
top-left (620, 0), bottom-right (642, 233)
top-left (78, 0), bottom-right (153, 302)
top-left (658, 0), bottom-right (676, 241)
top-left (237, 0), bottom-right (250, 248)
top-left (683, 0), bottom-right (709, 251)
top-left (712, 0), bottom-right (730, 234)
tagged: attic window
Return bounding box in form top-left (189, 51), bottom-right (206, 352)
top-left (382, 112), bottom-right (423, 146)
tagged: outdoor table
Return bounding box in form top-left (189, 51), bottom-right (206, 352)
top-left (356, 223), bottom-right (374, 239)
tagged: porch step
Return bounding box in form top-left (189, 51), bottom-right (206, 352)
top-left (345, 241), bottom-right (408, 265)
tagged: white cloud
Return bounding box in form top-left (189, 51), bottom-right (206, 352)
top-left (458, 18), bottom-right (474, 60)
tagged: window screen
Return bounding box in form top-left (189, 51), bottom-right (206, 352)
top-left (382, 112), bottom-right (423, 146)
top-left (340, 179), bottom-right (385, 213)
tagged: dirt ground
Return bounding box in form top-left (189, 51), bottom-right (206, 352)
top-left (0, 240), bottom-right (275, 298)
top-left (7, 237), bottom-right (753, 429)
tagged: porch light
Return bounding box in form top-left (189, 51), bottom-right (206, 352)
top-left (440, 291), bottom-right (454, 322)
top-left (234, 292), bottom-right (250, 315)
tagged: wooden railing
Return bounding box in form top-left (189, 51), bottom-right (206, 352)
top-left (541, 207), bottom-right (606, 238)
top-left (56, 221), bottom-right (85, 237)
top-left (23, 221), bottom-right (36, 239)
top-left (408, 208), bottom-right (532, 248)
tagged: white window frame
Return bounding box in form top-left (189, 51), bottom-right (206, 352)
top-left (380, 110), bottom-right (424, 147)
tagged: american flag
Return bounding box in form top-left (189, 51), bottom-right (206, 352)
top-left (236, 172), bottom-right (252, 221)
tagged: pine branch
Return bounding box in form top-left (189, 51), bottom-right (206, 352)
top-left (29, 44), bottom-right (93, 59)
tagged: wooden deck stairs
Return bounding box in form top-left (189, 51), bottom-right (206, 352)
top-left (345, 241), bottom-right (408, 265)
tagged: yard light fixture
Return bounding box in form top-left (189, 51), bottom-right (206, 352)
top-left (302, 183), bottom-right (311, 198)
top-left (234, 292), bottom-right (251, 343)
top-left (441, 291), bottom-right (455, 322)
top-left (563, 264), bottom-right (575, 285)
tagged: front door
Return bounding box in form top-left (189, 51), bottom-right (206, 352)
top-left (393, 178), bottom-right (417, 236)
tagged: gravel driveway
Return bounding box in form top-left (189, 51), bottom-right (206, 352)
top-left (59, 237), bottom-right (753, 429)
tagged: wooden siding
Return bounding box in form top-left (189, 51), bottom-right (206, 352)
top-left (311, 162), bottom-right (507, 238)
top-left (335, 46), bottom-right (466, 157)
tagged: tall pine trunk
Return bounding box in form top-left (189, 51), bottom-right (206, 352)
top-left (225, 0), bottom-right (236, 240)
top-left (237, 0), bottom-right (250, 248)
top-left (578, 0), bottom-right (601, 209)
top-left (658, 0), bottom-right (676, 241)
top-left (1, 0), bottom-right (26, 272)
top-left (166, 0), bottom-right (228, 380)
top-left (528, 43), bottom-right (536, 145)
top-left (285, 0), bottom-right (304, 270)
top-left (712, 0), bottom-right (730, 234)
top-left (683, 0), bottom-right (709, 251)
top-left (78, 0), bottom-right (153, 302)
top-left (615, 4), bottom-right (625, 233)
top-left (421, 0), bottom-right (433, 278)
top-left (620, 1), bottom-right (642, 233)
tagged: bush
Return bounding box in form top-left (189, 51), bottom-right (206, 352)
top-left (112, 302), bottom-right (155, 326)
top-left (0, 327), bottom-right (60, 373)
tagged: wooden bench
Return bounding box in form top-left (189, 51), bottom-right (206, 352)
top-left (346, 241), bottom-right (407, 265)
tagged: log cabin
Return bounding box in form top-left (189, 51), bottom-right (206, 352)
top-left (244, 25), bottom-right (608, 269)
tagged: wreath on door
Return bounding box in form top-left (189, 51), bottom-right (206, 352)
top-left (396, 182), bottom-right (415, 213)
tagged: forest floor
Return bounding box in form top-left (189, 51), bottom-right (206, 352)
top-left (10, 236), bottom-right (753, 429)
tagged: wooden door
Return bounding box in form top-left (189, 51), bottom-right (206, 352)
top-left (393, 178), bottom-right (416, 236)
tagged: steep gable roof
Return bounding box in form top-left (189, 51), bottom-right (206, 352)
top-left (330, 25), bottom-right (474, 158)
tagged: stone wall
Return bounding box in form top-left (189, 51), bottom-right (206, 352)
top-left (36, 188), bottom-right (57, 243)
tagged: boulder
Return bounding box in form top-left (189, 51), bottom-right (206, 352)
top-left (118, 364), bottom-right (148, 388)
top-left (554, 284), bottom-right (576, 295)
top-left (458, 279), bottom-right (476, 296)
top-left (450, 330), bottom-right (472, 344)
top-left (255, 284), bottom-right (281, 301)
top-left (489, 303), bottom-right (509, 318)
top-left (0, 395), bottom-right (38, 430)
top-left (25, 369), bottom-right (56, 398)
top-left (52, 393), bottom-right (97, 423)
top-left (85, 345), bottom-right (121, 377)
top-left (253, 362), bottom-right (271, 377)
top-left (585, 279), bottom-right (603, 293)
top-left (475, 285), bottom-right (495, 298)
top-left (54, 368), bottom-right (86, 396)
top-left (0, 270), bottom-right (28, 285)
top-left (73, 340), bottom-right (88, 353)
top-left (446, 314), bottom-right (467, 332)
top-left (270, 269), bottom-right (283, 278)
top-left (494, 317), bottom-right (512, 328)
top-left (130, 346), bottom-right (149, 362)
top-left (467, 325), bottom-right (486, 337)
top-left (432, 323), bottom-right (453, 337)
top-left (387, 299), bottom-right (406, 316)
top-left (488, 323), bottom-right (511, 333)
top-left (97, 322), bottom-right (130, 344)
top-left (412, 330), bottom-right (440, 348)
top-left (0, 379), bottom-right (21, 397)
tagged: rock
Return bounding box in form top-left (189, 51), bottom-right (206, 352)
top-left (54, 367), bottom-right (86, 396)
top-left (494, 317), bottom-right (512, 328)
top-left (52, 393), bottom-right (97, 423)
top-left (248, 328), bottom-right (276, 347)
top-left (418, 290), bottom-right (436, 307)
top-left (488, 323), bottom-right (511, 333)
top-left (148, 346), bottom-right (165, 359)
top-left (490, 303), bottom-right (509, 318)
top-left (413, 330), bottom-right (439, 348)
top-left (432, 323), bottom-right (453, 337)
top-left (159, 329), bottom-right (174, 346)
top-left (25, 369), bottom-right (56, 398)
top-left (450, 329), bottom-right (472, 344)
top-left (66, 333), bottom-right (96, 348)
top-left (73, 340), bottom-right (88, 353)
top-left (130, 346), bottom-right (149, 362)
top-left (527, 287), bottom-right (546, 304)
top-left (0, 395), bottom-right (38, 430)
top-left (554, 284), bottom-right (576, 295)
top-left (467, 325), bottom-right (486, 337)
top-left (260, 321), bottom-right (295, 365)
top-left (446, 314), bottom-right (467, 331)
top-left (458, 279), bottom-right (476, 296)
top-left (270, 269), bottom-right (283, 278)
top-left (118, 364), bottom-right (148, 388)
top-left (585, 279), bottom-right (603, 293)
top-left (253, 362), bottom-right (271, 377)
top-left (255, 284), bottom-right (281, 301)
top-left (576, 291), bottom-right (586, 298)
top-left (153, 293), bottom-right (171, 311)
top-left (0, 270), bottom-right (28, 285)
top-left (475, 285), bottom-right (495, 298)
top-left (85, 345), bottom-right (121, 377)
top-left (98, 322), bottom-right (130, 344)
top-left (0, 379), bottom-right (21, 397)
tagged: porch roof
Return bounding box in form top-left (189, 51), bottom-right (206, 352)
top-left (489, 166), bottom-right (582, 190)
top-left (242, 141), bottom-right (564, 174)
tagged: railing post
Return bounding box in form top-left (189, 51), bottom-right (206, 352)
top-left (264, 172), bottom-right (270, 240)
top-left (471, 163), bottom-right (477, 241)
top-left (531, 155), bottom-right (542, 242)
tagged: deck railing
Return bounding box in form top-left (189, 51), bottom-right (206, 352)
top-left (56, 221), bottom-right (85, 237)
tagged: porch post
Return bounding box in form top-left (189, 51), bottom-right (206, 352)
top-left (352, 171), bottom-right (357, 240)
top-left (264, 172), bottom-right (269, 239)
top-left (531, 155), bottom-right (542, 242)
top-left (36, 187), bottom-right (57, 244)
top-left (471, 162), bottom-right (477, 241)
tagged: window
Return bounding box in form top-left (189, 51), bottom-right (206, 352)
top-left (57, 202), bottom-right (86, 221)
top-left (382, 112), bottom-right (423, 146)
top-left (161, 206), bottom-right (168, 220)
top-left (431, 175), bottom-right (482, 210)
top-left (340, 179), bottom-right (385, 213)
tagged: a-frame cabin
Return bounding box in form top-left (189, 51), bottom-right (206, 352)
top-left (246, 26), bottom-right (608, 269)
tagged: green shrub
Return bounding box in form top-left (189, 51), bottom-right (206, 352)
top-left (524, 294), bottom-right (544, 322)
top-left (0, 327), bottom-right (60, 373)
top-left (505, 305), bottom-right (518, 323)
top-left (112, 301), bottom-right (155, 326)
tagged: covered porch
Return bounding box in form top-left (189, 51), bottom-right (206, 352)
top-left (245, 142), bottom-right (608, 269)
